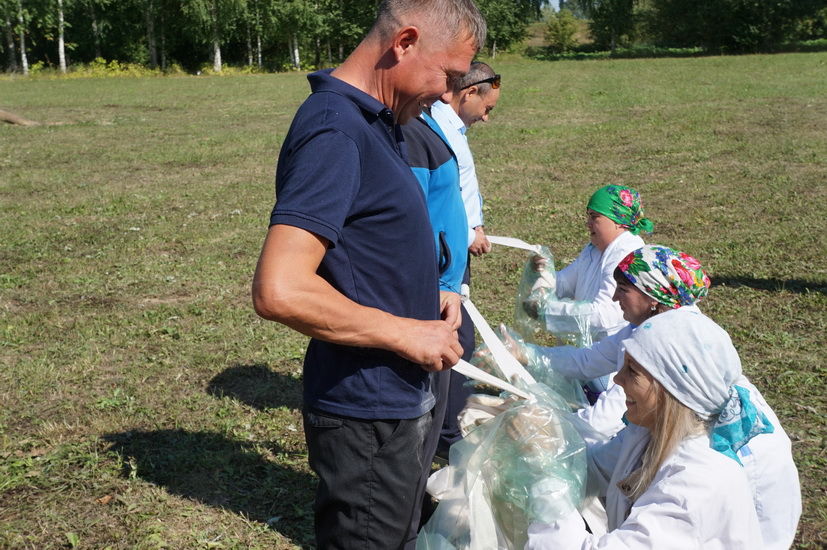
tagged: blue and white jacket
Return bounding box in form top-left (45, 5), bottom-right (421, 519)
top-left (402, 110), bottom-right (468, 294)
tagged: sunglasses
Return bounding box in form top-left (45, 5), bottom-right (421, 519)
top-left (461, 74), bottom-right (501, 90)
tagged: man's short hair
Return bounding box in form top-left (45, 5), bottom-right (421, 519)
top-left (371, 0), bottom-right (487, 52)
top-left (450, 61), bottom-right (496, 94)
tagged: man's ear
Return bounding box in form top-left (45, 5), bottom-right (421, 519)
top-left (459, 86), bottom-right (478, 104)
top-left (391, 26), bottom-right (420, 61)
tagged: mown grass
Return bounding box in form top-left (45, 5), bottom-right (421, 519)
top-left (1, 52), bottom-right (825, 548)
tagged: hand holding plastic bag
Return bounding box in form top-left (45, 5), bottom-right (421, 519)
top-left (516, 247), bottom-right (556, 333)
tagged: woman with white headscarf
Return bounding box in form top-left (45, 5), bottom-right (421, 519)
top-left (524, 308), bottom-right (799, 549)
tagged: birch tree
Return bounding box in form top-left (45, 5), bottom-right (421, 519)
top-left (56, 0), bottom-right (66, 71)
top-left (15, 0), bottom-right (27, 74)
top-left (182, 0), bottom-right (244, 73)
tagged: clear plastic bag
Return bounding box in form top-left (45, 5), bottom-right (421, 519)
top-left (513, 245), bottom-right (556, 342)
top-left (513, 248), bottom-right (595, 348)
top-left (417, 383), bottom-right (589, 550)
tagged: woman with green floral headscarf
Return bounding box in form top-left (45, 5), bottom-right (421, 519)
top-left (528, 185), bottom-right (654, 343)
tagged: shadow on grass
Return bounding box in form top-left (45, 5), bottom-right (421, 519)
top-left (104, 429), bottom-right (315, 546)
top-left (207, 363), bottom-right (303, 410)
top-left (710, 276), bottom-right (826, 295)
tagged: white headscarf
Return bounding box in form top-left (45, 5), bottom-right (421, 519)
top-left (623, 308), bottom-right (773, 462)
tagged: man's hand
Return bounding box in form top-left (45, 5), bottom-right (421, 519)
top-left (253, 225), bottom-right (461, 371)
top-left (468, 226), bottom-right (491, 256)
top-left (440, 291), bottom-right (462, 330)
top-left (394, 318), bottom-right (463, 372)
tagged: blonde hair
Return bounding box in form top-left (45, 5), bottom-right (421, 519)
top-left (618, 383), bottom-right (708, 502)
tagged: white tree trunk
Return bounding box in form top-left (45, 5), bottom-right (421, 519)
top-left (210, 1), bottom-right (221, 72)
top-left (246, 21), bottom-right (252, 66)
top-left (290, 34), bottom-right (300, 69)
top-left (4, 15), bottom-right (17, 72)
top-left (57, 0), bottom-right (66, 73)
top-left (212, 37), bottom-right (222, 72)
top-left (16, 0), bottom-right (27, 75)
top-left (254, 4), bottom-right (262, 68)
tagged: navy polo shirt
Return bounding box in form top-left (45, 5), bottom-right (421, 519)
top-left (270, 69), bottom-right (441, 420)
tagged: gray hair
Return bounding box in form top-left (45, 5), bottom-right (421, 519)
top-left (372, 0), bottom-right (487, 52)
top-left (450, 61), bottom-right (496, 94)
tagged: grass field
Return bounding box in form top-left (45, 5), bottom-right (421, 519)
top-left (1, 51), bottom-right (825, 549)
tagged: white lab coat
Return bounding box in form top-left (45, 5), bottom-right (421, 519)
top-left (526, 426), bottom-right (764, 549)
top-left (534, 382), bottom-right (800, 549)
top-left (734, 378), bottom-right (802, 549)
top-left (555, 231), bottom-right (644, 341)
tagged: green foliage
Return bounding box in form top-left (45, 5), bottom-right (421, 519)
top-left (477, 0), bottom-right (543, 56)
top-left (545, 9), bottom-right (579, 53)
top-left (21, 56), bottom-right (187, 77)
top-left (526, 43), bottom-right (705, 61)
top-left (643, 0), bottom-right (827, 52)
top-left (795, 6), bottom-right (827, 40)
top-left (574, 0), bottom-right (636, 50)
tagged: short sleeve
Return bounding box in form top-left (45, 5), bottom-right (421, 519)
top-left (270, 129), bottom-right (360, 246)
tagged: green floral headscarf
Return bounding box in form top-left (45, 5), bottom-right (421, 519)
top-left (587, 185), bottom-right (654, 235)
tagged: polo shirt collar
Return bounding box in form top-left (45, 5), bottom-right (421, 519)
top-left (308, 68), bottom-right (396, 126)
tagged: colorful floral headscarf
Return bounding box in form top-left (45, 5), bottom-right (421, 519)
top-left (617, 245), bottom-right (711, 308)
top-left (586, 185), bottom-right (654, 235)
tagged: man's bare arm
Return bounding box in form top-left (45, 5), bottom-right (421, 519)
top-left (252, 224), bottom-right (462, 371)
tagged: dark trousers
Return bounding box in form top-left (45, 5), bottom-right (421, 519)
top-left (304, 408), bottom-right (433, 550)
top-left (439, 261), bottom-right (476, 454)
top-left (403, 368), bottom-right (450, 548)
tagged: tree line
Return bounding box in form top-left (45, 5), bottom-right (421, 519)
top-left (557, 0), bottom-right (826, 53)
top-left (2, 0), bottom-right (824, 76)
top-left (0, 0), bottom-right (542, 75)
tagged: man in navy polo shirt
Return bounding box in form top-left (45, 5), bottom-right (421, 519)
top-left (252, 1), bottom-right (486, 548)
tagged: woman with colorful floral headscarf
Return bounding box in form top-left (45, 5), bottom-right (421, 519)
top-left (527, 185), bottom-right (655, 343)
top-left (524, 309), bottom-right (800, 549)
top-left (516, 245), bottom-right (710, 438)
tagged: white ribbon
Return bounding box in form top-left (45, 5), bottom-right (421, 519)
top-left (487, 235), bottom-right (543, 254)
top-left (453, 360), bottom-right (530, 399)
top-left (457, 297), bottom-right (536, 390)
